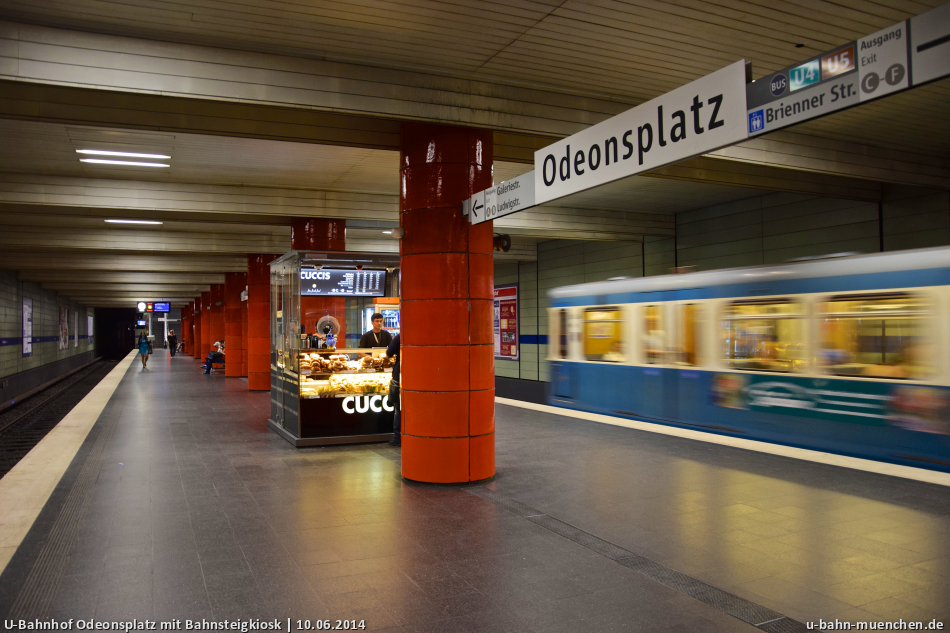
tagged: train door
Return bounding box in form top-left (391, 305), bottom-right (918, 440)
top-left (638, 302), bottom-right (669, 420)
top-left (673, 301), bottom-right (705, 422)
top-left (551, 308), bottom-right (575, 399)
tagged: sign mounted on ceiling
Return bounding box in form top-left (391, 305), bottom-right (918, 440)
top-left (533, 60), bottom-right (748, 205)
top-left (748, 2), bottom-right (950, 137)
top-left (910, 2), bottom-right (950, 87)
top-left (747, 42), bottom-right (860, 136)
top-left (469, 172), bottom-right (536, 226)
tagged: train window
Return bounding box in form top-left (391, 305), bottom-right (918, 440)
top-left (721, 300), bottom-right (805, 372)
top-left (675, 303), bottom-right (702, 365)
top-left (818, 293), bottom-right (931, 379)
top-left (558, 309), bottom-right (568, 359)
top-left (643, 305), bottom-right (667, 364)
top-left (584, 307), bottom-right (625, 362)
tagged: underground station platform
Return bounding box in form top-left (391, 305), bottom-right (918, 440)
top-left (0, 350), bottom-right (947, 632)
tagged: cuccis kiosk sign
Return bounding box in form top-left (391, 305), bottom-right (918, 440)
top-left (534, 61), bottom-right (748, 205)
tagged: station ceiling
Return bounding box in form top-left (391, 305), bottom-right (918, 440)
top-left (0, 0), bottom-right (947, 307)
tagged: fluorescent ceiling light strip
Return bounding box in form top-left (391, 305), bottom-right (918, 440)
top-left (77, 149), bottom-right (171, 159)
top-left (105, 219), bottom-right (164, 225)
top-left (80, 159), bottom-right (170, 167)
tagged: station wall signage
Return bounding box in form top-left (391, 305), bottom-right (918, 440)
top-left (533, 60), bottom-right (748, 205)
top-left (748, 2), bottom-right (950, 136)
top-left (747, 43), bottom-right (859, 136)
top-left (494, 285), bottom-right (519, 360)
top-left (469, 172), bottom-right (535, 226)
top-left (300, 268), bottom-right (386, 296)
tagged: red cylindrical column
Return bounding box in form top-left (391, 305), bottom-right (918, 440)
top-left (209, 284), bottom-right (225, 349)
top-left (291, 218), bottom-right (346, 251)
top-left (399, 122), bottom-right (495, 484)
top-left (248, 254), bottom-right (277, 391)
top-left (200, 291), bottom-right (212, 356)
top-left (224, 272), bottom-right (246, 377)
top-left (181, 304), bottom-right (192, 355)
top-left (192, 300), bottom-right (203, 360)
top-left (241, 292), bottom-right (249, 377)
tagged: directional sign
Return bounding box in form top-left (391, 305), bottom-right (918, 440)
top-left (748, 2), bottom-right (950, 137)
top-left (748, 43), bottom-right (859, 136)
top-left (911, 2), bottom-right (950, 86)
top-left (468, 172), bottom-right (536, 226)
top-left (857, 22), bottom-right (908, 101)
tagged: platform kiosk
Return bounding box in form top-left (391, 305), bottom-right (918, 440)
top-left (267, 250), bottom-right (400, 447)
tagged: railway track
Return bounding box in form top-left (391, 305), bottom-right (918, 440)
top-left (0, 361), bottom-right (114, 479)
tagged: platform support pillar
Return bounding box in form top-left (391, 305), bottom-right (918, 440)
top-left (199, 291), bottom-right (212, 356)
top-left (192, 299), bottom-right (203, 360)
top-left (210, 284), bottom-right (225, 348)
top-left (224, 272), bottom-right (246, 377)
top-left (248, 254), bottom-right (277, 391)
top-left (399, 122), bottom-right (495, 484)
top-left (181, 304), bottom-right (192, 355)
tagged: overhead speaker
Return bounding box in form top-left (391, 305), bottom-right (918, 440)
top-left (493, 234), bottom-right (511, 253)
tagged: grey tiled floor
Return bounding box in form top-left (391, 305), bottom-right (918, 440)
top-left (4, 351), bottom-right (949, 631)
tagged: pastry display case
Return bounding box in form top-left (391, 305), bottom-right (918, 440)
top-left (267, 250), bottom-right (399, 447)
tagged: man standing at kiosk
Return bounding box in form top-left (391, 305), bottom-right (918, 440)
top-left (358, 313), bottom-right (392, 349)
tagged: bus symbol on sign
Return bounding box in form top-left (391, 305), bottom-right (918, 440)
top-left (770, 73), bottom-right (787, 96)
top-left (821, 45), bottom-right (855, 79)
top-left (790, 60), bottom-right (820, 91)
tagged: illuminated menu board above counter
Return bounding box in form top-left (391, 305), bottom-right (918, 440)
top-left (300, 268), bottom-right (387, 296)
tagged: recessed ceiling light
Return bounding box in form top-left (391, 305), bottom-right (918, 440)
top-left (77, 149), bottom-right (171, 159)
top-left (80, 159), bottom-right (170, 167)
top-left (105, 219), bottom-right (164, 225)
top-left (382, 230), bottom-right (393, 234)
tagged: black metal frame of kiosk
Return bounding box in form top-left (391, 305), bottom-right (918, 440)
top-left (266, 249), bottom-right (400, 447)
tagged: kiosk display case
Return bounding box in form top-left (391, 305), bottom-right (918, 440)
top-left (267, 250), bottom-right (399, 447)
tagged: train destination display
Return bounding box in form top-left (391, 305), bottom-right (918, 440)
top-left (300, 268), bottom-right (387, 296)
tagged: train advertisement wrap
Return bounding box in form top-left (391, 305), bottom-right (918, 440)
top-left (547, 248), bottom-right (950, 472)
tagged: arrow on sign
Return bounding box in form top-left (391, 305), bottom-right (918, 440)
top-left (472, 199), bottom-right (483, 219)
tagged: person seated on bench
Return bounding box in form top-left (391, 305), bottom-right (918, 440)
top-left (203, 340), bottom-right (225, 374)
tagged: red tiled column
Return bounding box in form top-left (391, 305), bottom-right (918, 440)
top-left (181, 304), bottom-right (192, 355)
top-left (225, 272), bottom-right (246, 377)
top-left (210, 284), bottom-right (225, 348)
top-left (192, 300), bottom-right (203, 360)
top-left (247, 254), bottom-right (277, 391)
top-left (399, 122), bottom-right (495, 484)
top-left (200, 291), bottom-right (212, 356)
top-left (291, 218), bottom-right (345, 251)
top-left (241, 292), bottom-right (248, 377)
top-left (292, 217), bottom-right (347, 344)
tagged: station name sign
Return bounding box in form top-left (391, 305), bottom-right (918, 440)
top-left (534, 60), bottom-right (748, 205)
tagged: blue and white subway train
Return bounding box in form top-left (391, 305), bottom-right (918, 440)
top-left (547, 247), bottom-right (950, 472)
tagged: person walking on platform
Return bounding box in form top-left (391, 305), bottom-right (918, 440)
top-left (138, 333), bottom-right (150, 369)
top-left (386, 333), bottom-right (400, 447)
top-left (167, 330), bottom-right (178, 358)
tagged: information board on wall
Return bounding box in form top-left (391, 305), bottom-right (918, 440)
top-left (22, 298), bottom-right (32, 357)
top-left (300, 268), bottom-right (387, 296)
top-left (59, 308), bottom-right (68, 350)
top-left (494, 285), bottom-right (519, 360)
top-left (88, 315), bottom-right (94, 345)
